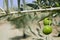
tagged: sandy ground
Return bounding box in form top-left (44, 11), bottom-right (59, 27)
top-left (0, 20), bottom-right (60, 40)
top-left (0, 21), bottom-right (23, 40)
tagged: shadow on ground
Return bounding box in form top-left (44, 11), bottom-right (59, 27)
top-left (10, 34), bottom-right (30, 40)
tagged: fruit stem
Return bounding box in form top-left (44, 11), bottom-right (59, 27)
top-left (46, 35), bottom-right (49, 40)
top-left (46, 36), bottom-right (47, 40)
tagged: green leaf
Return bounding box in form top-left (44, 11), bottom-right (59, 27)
top-left (26, 3), bottom-right (39, 9)
top-left (17, 0), bottom-right (20, 11)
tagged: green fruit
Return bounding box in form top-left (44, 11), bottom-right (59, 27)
top-left (43, 25), bottom-right (52, 35)
top-left (43, 18), bottom-right (52, 25)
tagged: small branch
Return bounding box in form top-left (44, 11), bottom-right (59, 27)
top-left (0, 7), bottom-right (60, 14)
top-left (0, 7), bottom-right (5, 12)
top-left (0, 7), bottom-right (60, 18)
top-left (28, 26), bottom-right (37, 36)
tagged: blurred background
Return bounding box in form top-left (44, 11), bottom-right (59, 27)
top-left (0, 0), bottom-right (60, 40)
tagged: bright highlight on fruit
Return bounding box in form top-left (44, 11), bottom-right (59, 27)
top-left (43, 25), bottom-right (52, 35)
